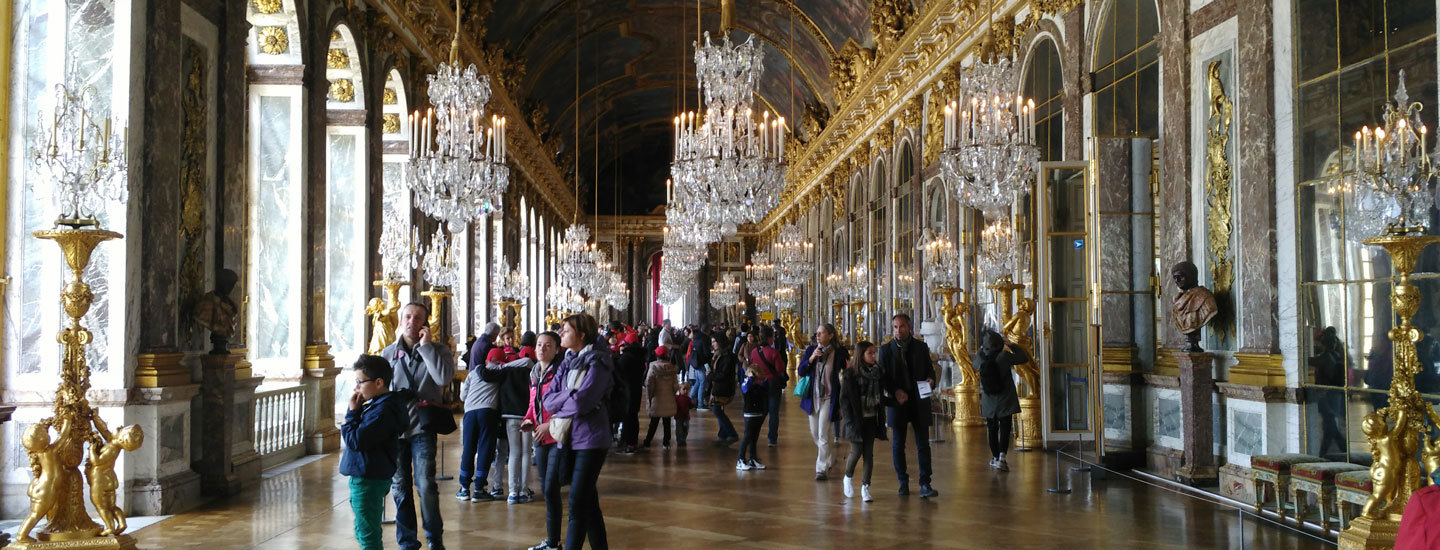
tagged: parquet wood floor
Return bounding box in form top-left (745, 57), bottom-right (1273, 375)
top-left (131, 405), bottom-right (1331, 549)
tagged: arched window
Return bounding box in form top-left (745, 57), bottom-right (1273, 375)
top-left (1025, 38), bottom-right (1064, 161)
top-left (895, 142), bottom-right (916, 314)
top-left (870, 159), bottom-right (888, 335)
top-left (246, 0), bottom-right (306, 376)
top-left (1092, 0), bottom-right (1159, 137)
top-left (7, 0), bottom-right (125, 382)
top-left (472, 220), bottom-right (489, 335)
top-left (849, 173), bottom-right (865, 265)
top-left (323, 25), bottom-right (367, 363)
top-left (381, 69), bottom-right (411, 303)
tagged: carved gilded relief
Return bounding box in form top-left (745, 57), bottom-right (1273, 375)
top-left (258, 27), bottom-right (289, 55)
top-left (1204, 60), bottom-right (1234, 342)
top-left (382, 114), bottom-right (401, 134)
top-left (327, 48), bottom-right (350, 69)
top-left (253, 0), bottom-right (281, 14)
top-left (329, 79), bottom-right (355, 102)
top-left (180, 43), bottom-right (208, 336)
top-left (382, 88), bottom-right (397, 105)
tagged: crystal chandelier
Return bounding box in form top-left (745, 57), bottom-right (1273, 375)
top-left (1348, 70), bottom-right (1438, 234)
top-left (826, 269), bottom-right (848, 302)
top-left (656, 265), bottom-right (695, 307)
top-left (547, 283), bottom-right (585, 315)
top-left (668, 2), bottom-right (787, 245)
top-left (843, 264), bottom-right (869, 302)
top-left (32, 58), bottom-right (128, 227)
top-left (491, 257), bottom-right (529, 303)
top-left (709, 272), bottom-right (740, 310)
top-left (745, 251), bottom-right (777, 304)
top-left (896, 274), bottom-right (915, 305)
top-left (978, 217), bottom-right (1023, 279)
top-left (558, 224), bottom-right (599, 296)
top-left (404, 1), bottom-right (509, 232)
top-left (606, 269), bottom-right (630, 311)
top-left (772, 223), bottom-right (815, 288)
top-left (773, 285), bottom-right (798, 311)
top-left (919, 228), bottom-right (961, 291)
top-left (377, 209), bottom-right (418, 281)
top-left (939, 38), bottom-right (1038, 219)
top-left (420, 227), bottom-right (462, 289)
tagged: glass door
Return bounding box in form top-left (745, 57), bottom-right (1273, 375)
top-left (1037, 162), bottom-right (1094, 440)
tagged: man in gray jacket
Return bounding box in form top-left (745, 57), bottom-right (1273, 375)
top-left (383, 302), bottom-right (456, 550)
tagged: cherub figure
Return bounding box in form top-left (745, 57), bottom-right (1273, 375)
top-left (87, 414), bottom-right (143, 535)
top-left (366, 297), bottom-right (398, 355)
top-left (1362, 409), bottom-right (1411, 519)
top-left (16, 418), bottom-right (73, 543)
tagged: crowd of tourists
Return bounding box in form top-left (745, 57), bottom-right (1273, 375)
top-left (337, 305), bottom-right (1033, 549)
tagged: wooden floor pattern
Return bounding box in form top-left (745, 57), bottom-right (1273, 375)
top-left (131, 404), bottom-right (1332, 549)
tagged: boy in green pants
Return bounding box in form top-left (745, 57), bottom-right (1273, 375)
top-left (341, 355), bottom-right (408, 549)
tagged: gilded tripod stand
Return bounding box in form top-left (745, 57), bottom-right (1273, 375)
top-left (11, 227), bottom-right (142, 550)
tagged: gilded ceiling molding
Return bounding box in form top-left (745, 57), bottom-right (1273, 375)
top-left (373, 0), bottom-right (578, 222)
top-left (763, 0), bottom-right (1078, 232)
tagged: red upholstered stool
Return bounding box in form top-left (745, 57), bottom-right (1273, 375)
top-left (1335, 470), bottom-right (1373, 531)
top-left (1250, 453), bottom-right (1325, 520)
top-left (1291, 461), bottom-right (1367, 531)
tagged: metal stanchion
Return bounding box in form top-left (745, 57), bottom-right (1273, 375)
top-left (1070, 432), bottom-right (1092, 473)
top-left (929, 410), bottom-right (946, 443)
top-left (435, 439), bottom-right (454, 481)
top-left (1046, 444), bottom-right (1072, 494)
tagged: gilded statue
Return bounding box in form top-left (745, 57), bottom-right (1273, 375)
top-left (1170, 261), bottom-right (1219, 353)
top-left (366, 297), bottom-right (399, 355)
top-left (1002, 298), bottom-right (1041, 397)
top-left (1423, 433), bottom-right (1440, 486)
top-left (941, 291), bottom-right (977, 383)
top-left (87, 414), bottom-right (144, 535)
top-left (17, 419), bottom-right (74, 543)
top-left (192, 268), bottom-right (239, 354)
top-left (830, 41), bottom-right (873, 103)
top-left (870, 0), bottom-right (913, 55)
top-left (1361, 409), bottom-right (1420, 519)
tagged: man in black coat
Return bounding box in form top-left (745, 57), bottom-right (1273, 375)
top-left (615, 340), bottom-right (648, 454)
top-left (877, 313), bottom-right (939, 498)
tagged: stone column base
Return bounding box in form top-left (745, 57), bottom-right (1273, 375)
top-left (1176, 463), bottom-right (1218, 487)
top-left (1014, 396), bottom-right (1043, 450)
top-left (126, 469), bottom-right (202, 516)
top-left (1338, 515), bottom-right (1400, 549)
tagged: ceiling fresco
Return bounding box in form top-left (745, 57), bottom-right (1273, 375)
top-left (478, 0), bottom-right (882, 215)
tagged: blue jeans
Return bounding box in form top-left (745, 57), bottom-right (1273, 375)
top-left (888, 405), bottom-right (933, 487)
top-left (690, 368), bottom-right (707, 405)
top-left (459, 408), bottom-right (500, 491)
top-left (392, 434), bottom-right (444, 550)
top-left (565, 449), bottom-right (609, 550)
top-left (712, 403), bottom-right (738, 440)
top-left (766, 381), bottom-right (783, 444)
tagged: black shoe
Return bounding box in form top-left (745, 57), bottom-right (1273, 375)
top-left (897, 484), bottom-right (910, 496)
top-left (919, 485), bottom-right (939, 498)
top-left (471, 488), bottom-right (496, 502)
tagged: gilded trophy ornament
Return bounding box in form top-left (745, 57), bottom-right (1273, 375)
top-left (1204, 60), bottom-right (1235, 341)
top-left (257, 27), bottom-right (289, 55)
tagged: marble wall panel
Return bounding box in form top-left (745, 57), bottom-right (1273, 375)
top-left (216, 0), bottom-right (249, 350)
top-left (1103, 384), bottom-right (1133, 442)
top-left (1234, 0), bottom-right (1278, 354)
top-left (1232, 410), bottom-right (1262, 456)
top-left (1159, 0), bottom-right (1194, 349)
top-left (160, 413), bottom-right (186, 464)
top-left (140, 0), bottom-right (184, 352)
top-left (1157, 394), bottom-right (1182, 441)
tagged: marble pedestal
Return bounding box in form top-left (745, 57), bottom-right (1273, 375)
top-left (1176, 352), bottom-right (1218, 486)
top-left (301, 366), bottom-right (341, 454)
top-left (197, 354), bottom-right (241, 495)
top-left (127, 384), bottom-right (203, 516)
top-left (232, 375), bottom-right (265, 485)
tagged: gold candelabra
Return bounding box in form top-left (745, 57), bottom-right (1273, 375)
top-left (420, 287), bottom-right (453, 347)
top-left (831, 301), bottom-right (848, 346)
top-left (990, 276), bottom-right (1042, 450)
top-left (849, 300), bottom-right (868, 343)
top-left (13, 228), bottom-right (142, 549)
top-left (779, 308), bottom-right (802, 380)
top-left (1340, 232), bottom-right (1440, 549)
top-left (936, 287), bottom-right (983, 427)
top-left (494, 299), bottom-right (524, 330)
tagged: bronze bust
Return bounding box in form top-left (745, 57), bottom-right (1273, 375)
top-left (193, 268), bottom-right (239, 354)
top-left (1170, 261), bottom-right (1219, 353)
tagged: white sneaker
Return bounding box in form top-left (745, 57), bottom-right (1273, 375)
top-left (989, 457), bottom-right (999, 469)
top-left (861, 483), bottom-right (873, 502)
top-left (749, 459), bottom-right (767, 470)
top-left (997, 453), bottom-right (1010, 472)
top-left (736, 459), bottom-right (752, 471)
top-left (843, 475), bottom-right (854, 498)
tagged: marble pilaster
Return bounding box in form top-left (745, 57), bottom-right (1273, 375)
top-left (1176, 352), bottom-right (1218, 486)
top-left (139, 0), bottom-right (184, 353)
top-left (1233, 0), bottom-right (1278, 356)
top-left (1158, 0), bottom-right (1194, 349)
top-left (214, 0), bottom-right (250, 353)
top-left (1061, 6), bottom-right (1086, 161)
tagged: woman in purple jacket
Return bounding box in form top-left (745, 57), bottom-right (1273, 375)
top-left (541, 312), bottom-right (613, 550)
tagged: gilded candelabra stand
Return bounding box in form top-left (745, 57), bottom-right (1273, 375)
top-left (830, 300), bottom-right (848, 347)
top-left (494, 299), bottom-right (523, 330)
top-left (13, 227), bottom-right (141, 550)
top-left (420, 287), bottom-right (453, 347)
top-left (366, 278), bottom-right (408, 354)
top-left (1339, 231), bottom-right (1440, 550)
top-left (935, 287), bottom-right (982, 427)
top-left (991, 276), bottom-right (1042, 450)
top-left (849, 300), bottom-right (868, 343)
top-left (779, 308), bottom-right (801, 379)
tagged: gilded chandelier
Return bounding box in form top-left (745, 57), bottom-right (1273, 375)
top-left (668, 3), bottom-right (787, 245)
top-left (377, 209), bottom-right (418, 282)
top-left (744, 251), bottom-right (777, 304)
top-left (772, 223), bottom-right (815, 288)
top-left (558, 224), bottom-right (600, 296)
top-left (709, 272), bottom-right (740, 310)
top-left (940, 46), bottom-right (1038, 219)
top-left (1348, 70), bottom-right (1438, 235)
top-left (419, 227), bottom-right (461, 289)
top-left (404, 0), bottom-right (509, 232)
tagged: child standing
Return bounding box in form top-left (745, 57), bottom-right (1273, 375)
top-left (643, 347), bottom-right (680, 449)
top-left (838, 341), bottom-right (882, 502)
top-left (340, 355), bottom-right (408, 550)
top-left (674, 383), bottom-right (693, 447)
top-left (736, 364), bottom-right (770, 471)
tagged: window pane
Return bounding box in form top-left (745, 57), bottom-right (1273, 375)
top-left (1299, 185), bottom-right (1345, 282)
top-left (254, 96), bottom-right (295, 360)
top-left (1387, 0), bottom-right (1437, 50)
top-left (1049, 365), bottom-right (1090, 431)
top-left (1296, 0), bottom-right (1338, 82)
top-left (1337, 0), bottom-right (1387, 68)
top-left (326, 133), bottom-right (360, 356)
top-left (1297, 78), bottom-right (1339, 183)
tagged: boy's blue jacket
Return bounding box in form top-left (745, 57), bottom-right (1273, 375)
top-left (340, 391), bottom-right (407, 479)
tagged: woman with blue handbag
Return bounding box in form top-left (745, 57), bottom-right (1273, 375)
top-left (797, 323), bottom-right (848, 481)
